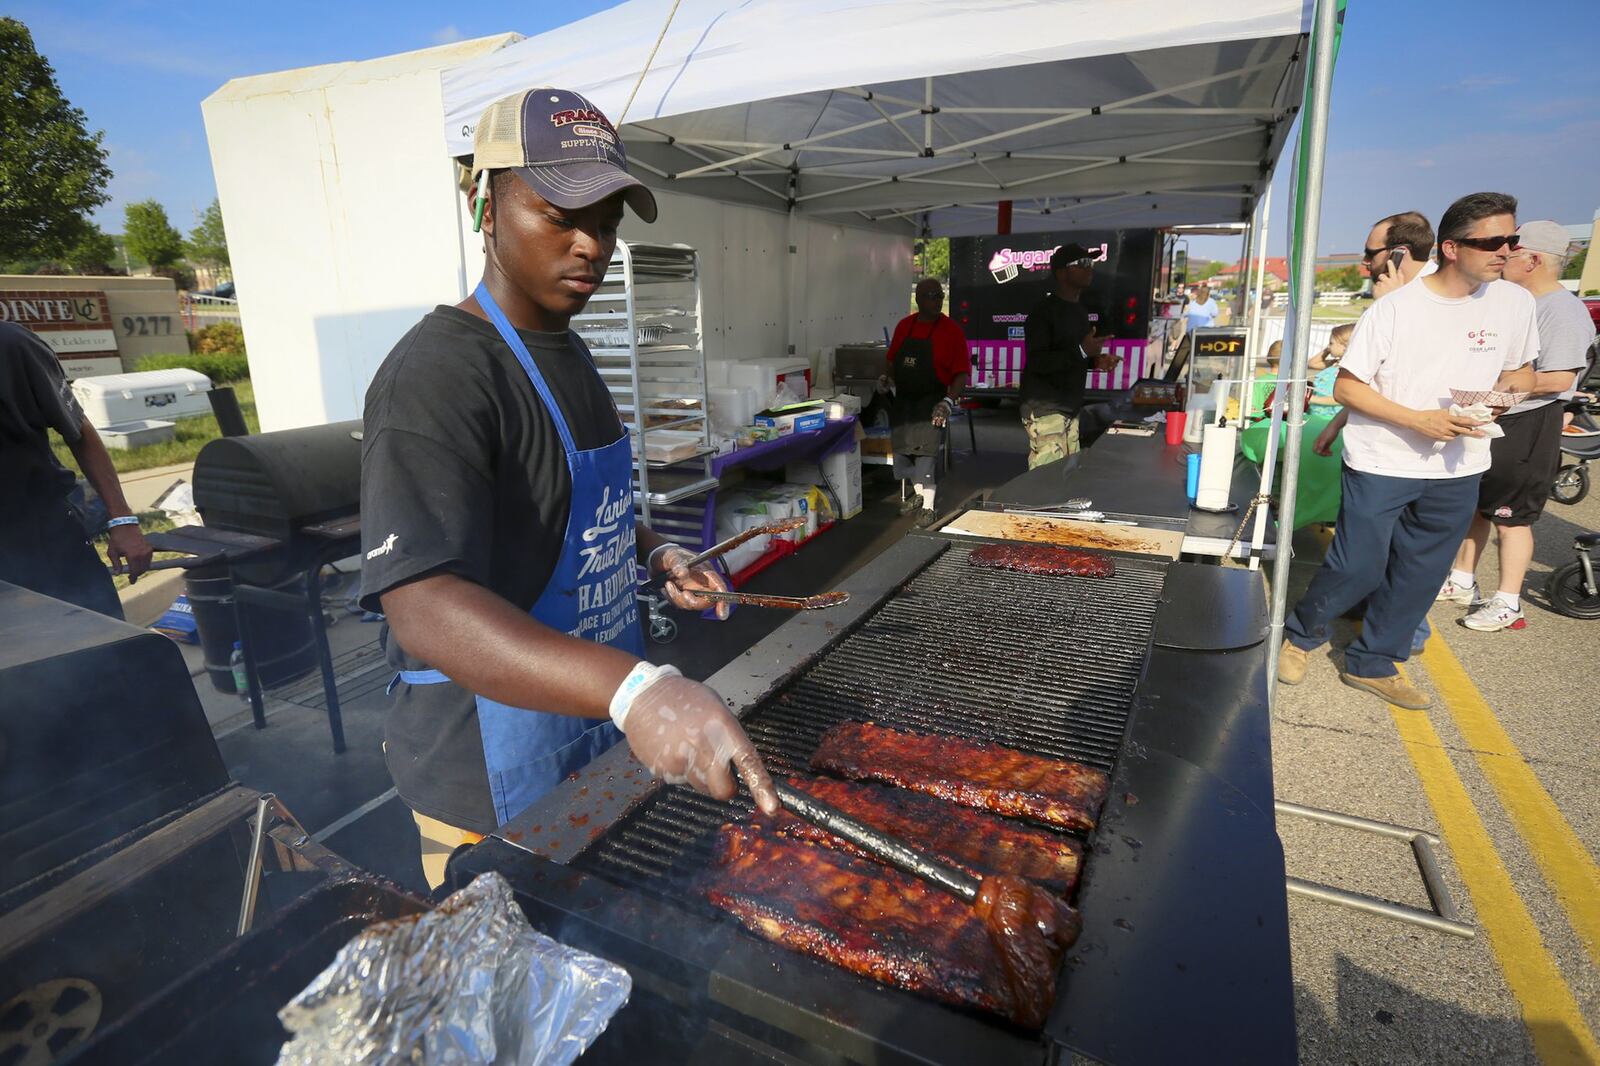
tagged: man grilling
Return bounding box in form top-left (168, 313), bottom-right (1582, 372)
top-left (879, 278), bottom-right (969, 526)
top-left (359, 88), bottom-right (778, 888)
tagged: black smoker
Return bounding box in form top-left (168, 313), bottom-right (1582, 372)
top-left (156, 420), bottom-right (365, 752)
top-left (453, 532), bottom-right (1296, 1065)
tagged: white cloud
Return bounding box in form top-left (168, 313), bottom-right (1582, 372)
top-left (431, 25), bottom-right (464, 45)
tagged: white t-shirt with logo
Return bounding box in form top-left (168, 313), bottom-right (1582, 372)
top-left (1339, 277), bottom-right (1538, 479)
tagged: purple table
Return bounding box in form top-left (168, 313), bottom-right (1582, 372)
top-left (695, 416), bottom-right (860, 551)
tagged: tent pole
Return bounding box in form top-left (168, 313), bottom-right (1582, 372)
top-left (1246, 186), bottom-right (1272, 368)
top-left (1266, 0), bottom-right (1341, 704)
top-left (1237, 199), bottom-right (1260, 331)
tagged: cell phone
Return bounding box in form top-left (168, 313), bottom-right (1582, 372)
top-left (1386, 245), bottom-right (1409, 271)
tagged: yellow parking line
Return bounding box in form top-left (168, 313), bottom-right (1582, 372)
top-left (1417, 633), bottom-right (1600, 970)
top-left (1391, 703), bottom-right (1600, 1065)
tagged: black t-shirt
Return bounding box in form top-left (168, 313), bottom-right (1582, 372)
top-left (358, 305), bottom-right (624, 833)
top-left (0, 321), bottom-right (85, 509)
top-left (1020, 292), bottom-right (1102, 413)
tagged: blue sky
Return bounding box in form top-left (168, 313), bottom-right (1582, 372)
top-left (11, 0), bottom-right (1598, 259)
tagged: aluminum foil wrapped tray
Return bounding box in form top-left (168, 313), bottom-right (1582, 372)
top-left (275, 871), bottom-right (630, 1066)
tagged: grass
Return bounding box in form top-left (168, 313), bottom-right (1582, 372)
top-left (53, 379), bottom-right (260, 475)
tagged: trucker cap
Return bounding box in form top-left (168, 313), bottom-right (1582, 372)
top-left (1515, 220), bottom-right (1573, 258)
top-left (471, 88), bottom-right (657, 224)
top-left (1050, 243), bottom-right (1098, 269)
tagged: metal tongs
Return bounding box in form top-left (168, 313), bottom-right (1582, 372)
top-left (665, 518), bottom-right (851, 612)
top-left (774, 781), bottom-right (978, 901)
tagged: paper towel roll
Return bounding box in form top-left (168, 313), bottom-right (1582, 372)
top-left (1195, 423), bottom-right (1237, 511)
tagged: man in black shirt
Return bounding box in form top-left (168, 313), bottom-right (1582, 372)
top-left (1, 321), bottom-right (152, 615)
top-left (1020, 244), bottom-right (1118, 468)
top-left (360, 88), bottom-right (777, 886)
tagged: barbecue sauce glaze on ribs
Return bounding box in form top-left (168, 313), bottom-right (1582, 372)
top-left (767, 776), bottom-right (1083, 894)
top-left (702, 824), bottom-right (1074, 1027)
top-left (968, 542), bottom-right (1116, 578)
top-left (810, 722), bottom-right (1111, 832)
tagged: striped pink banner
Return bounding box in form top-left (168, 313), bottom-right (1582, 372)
top-left (968, 339), bottom-right (1149, 392)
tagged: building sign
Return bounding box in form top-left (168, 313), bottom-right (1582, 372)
top-left (0, 289), bottom-right (121, 379)
top-left (1, 290), bottom-right (118, 353)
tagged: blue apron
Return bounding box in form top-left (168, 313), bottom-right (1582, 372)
top-left (396, 282), bottom-right (644, 826)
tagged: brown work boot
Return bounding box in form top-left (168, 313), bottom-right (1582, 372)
top-left (1340, 672), bottom-right (1431, 709)
top-left (1277, 640), bottom-right (1309, 685)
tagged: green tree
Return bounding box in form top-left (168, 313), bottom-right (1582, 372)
top-left (1197, 260), bottom-right (1227, 281)
top-left (915, 237), bottom-right (949, 282)
top-left (187, 198), bottom-right (230, 275)
top-left (123, 199), bottom-right (185, 272)
top-left (1563, 245), bottom-right (1586, 281)
top-left (0, 18), bottom-right (113, 261)
top-left (63, 219), bottom-right (118, 273)
top-left (1316, 264), bottom-right (1362, 291)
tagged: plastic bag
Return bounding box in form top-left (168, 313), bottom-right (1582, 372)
top-left (276, 872), bottom-right (630, 1066)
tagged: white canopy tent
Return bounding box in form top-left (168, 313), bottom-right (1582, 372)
top-left (441, 0), bottom-right (1313, 237)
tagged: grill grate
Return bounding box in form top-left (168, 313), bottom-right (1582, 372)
top-left (573, 545), bottom-right (1165, 897)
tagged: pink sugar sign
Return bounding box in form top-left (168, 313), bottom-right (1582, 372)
top-left (986, 243), bottom-right (1108, 283)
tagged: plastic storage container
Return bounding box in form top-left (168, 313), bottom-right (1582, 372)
top-left (71, 369), bottom-right (214, 428)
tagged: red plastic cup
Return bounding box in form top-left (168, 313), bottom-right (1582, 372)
top-left (1165, 410), bottom-right (1187, 445)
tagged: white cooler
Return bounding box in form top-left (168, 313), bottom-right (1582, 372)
top-left (72, 370), bottom-right (213, 429)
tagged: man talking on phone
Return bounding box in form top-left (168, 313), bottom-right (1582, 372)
top-left (1020, 244), bottom-right (1118, 468)
top-left (1365, 210), bottom-right (1437, 298)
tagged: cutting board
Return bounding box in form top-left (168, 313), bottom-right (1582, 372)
top-left (942, 509), bottom-right (1185, 559)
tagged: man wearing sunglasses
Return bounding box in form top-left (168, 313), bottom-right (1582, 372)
top-left (1020, 244), bottom-right (1118, 468)
top-left (1363, 210), bottom-right (1437, 299)
top-left (1278, 192), bottom-right (1537, 708)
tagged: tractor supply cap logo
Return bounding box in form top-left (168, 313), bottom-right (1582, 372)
top-left (551, 108), bottom-right (614, 132)
top-left (571, 123), bottom-right (616, 144)
top-left (1466, 329), bottom-right (1498, 354)
top-left (366, 533), bottom-right (398, 560)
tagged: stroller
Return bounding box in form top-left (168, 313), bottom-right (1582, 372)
top-left (1552, 403), bottom-right (1599, 505)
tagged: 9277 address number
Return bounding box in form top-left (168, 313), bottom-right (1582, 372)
top-left (122, 315), bottom-right (175, 337)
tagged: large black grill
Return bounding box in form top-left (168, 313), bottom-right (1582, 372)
top-left (573, 545), bottom-right (1165, 895)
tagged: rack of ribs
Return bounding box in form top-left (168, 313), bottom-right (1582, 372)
top-left (766, 776), bottom-right (1082, 894)
top-left (810, 722), bottom-right (1110, 832)
top-left (968, 542), bottom-right (1116, 578)
top-left (701, 823), bottom-right (1072, 1028)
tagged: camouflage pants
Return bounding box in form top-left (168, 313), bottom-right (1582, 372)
top-left (1021, 405), bottom-right (1081, 469)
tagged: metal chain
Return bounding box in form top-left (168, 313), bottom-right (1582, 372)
top-left (1224, 493), bottom-right (1274, 563)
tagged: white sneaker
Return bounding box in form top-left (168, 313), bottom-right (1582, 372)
top-left (1460, 599), bottom-right (1526, 632)
top-left (1437, 579), bottom-right (1479, 606)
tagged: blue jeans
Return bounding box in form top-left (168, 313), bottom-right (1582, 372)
top-left (1287, 467), bottom-right (1478, 678)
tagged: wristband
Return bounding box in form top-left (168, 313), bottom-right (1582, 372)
top-left (106, 516), bottom-right (141, 529)
top-left (608, 661), bottom-right (682, 732)
top-left (647, 542), bottom-right (685, 576)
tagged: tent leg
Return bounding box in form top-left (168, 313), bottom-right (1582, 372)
top-left (1266, 0), bottom-right (1341, 706)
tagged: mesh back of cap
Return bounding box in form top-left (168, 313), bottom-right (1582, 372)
top-left (473, 92), bottom-right (529, 170)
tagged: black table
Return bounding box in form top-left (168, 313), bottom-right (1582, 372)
top-left (987, 430), bottom-right (1276, 561)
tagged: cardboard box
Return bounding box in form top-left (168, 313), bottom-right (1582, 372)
top-left (754, 407), bottom-right (827, 436)
top-left (787, 442), bottom-right (862, 520)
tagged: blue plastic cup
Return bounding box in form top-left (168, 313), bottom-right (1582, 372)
top-left (1186, 453), bottom-right (1201, 501)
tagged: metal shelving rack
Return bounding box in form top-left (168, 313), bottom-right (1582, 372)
top-left (573, 241), bottom-right (716, 550)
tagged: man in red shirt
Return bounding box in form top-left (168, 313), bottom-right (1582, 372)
top-left (879, 278), bottom-right (969, 525)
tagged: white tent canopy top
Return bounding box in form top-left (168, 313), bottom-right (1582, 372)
top-left (441, 0), bottom-right (1312, 236)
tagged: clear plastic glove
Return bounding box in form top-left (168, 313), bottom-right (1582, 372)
top-left (623, 673), bottom-right (779, 813)
top-left (650, 544), bottom-right (732, 621)
top-left (931, 398), bottom-right (954, 428)
top-left (876, 374), bottom-right (893, 395)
